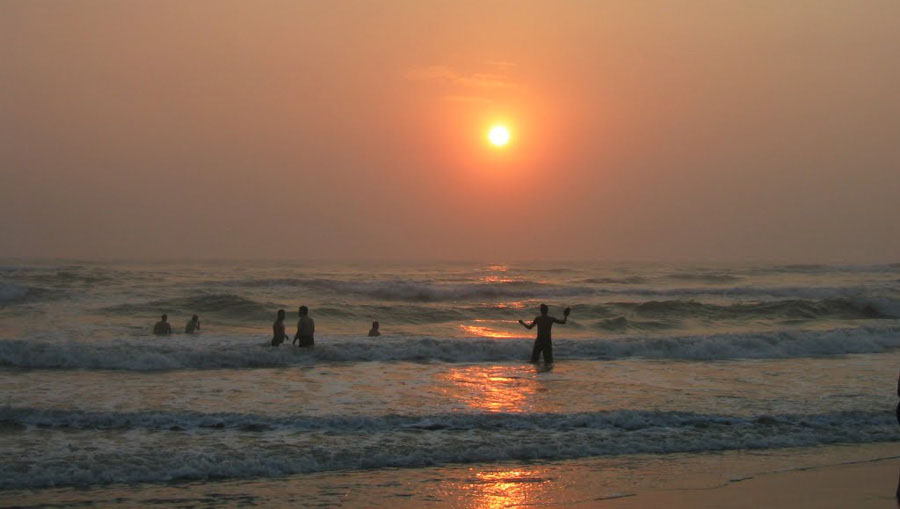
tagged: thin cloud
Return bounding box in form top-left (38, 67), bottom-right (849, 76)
top-left (405, 65), bottom-right (517, 89)
top-left (487, 60), bottom-right (518, 70)
top-left (404, 65), bottom-right (457, 82)
top-left (442, 95), bottom-right (494, 105)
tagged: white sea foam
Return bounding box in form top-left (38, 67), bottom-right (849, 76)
top-left (0, 408), bottom-right (894, 489)
top-left (1, 325), bottom-right (899, 370)
top-left (0, 282), bottom-right (35, 303)
top-left (0, 406), bottom-right (888, 433)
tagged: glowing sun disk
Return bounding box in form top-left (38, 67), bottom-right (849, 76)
top-left (489, 126), bottom-right (511, 146)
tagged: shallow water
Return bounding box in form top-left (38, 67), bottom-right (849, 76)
top-left (0, 261), bottom-right (898, 492)
top-left (6, 443), bottom-right (900, 508)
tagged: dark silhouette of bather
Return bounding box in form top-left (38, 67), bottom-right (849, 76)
top-left (185, 314), bottom-right (200, 334)
top-left (272, 309), bottom-right (288, 346)
top-left (368, 321), bottom-right (381, 337)
top-left (293, 306), bottom-right (315, 347)
top-left (153, 314), bottom-right (172, 335)
top-left (518, 304), bottom-right (570, 364)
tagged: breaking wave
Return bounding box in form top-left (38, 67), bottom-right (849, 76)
top-left (103, 293), bottom-right (273, 321)
top-left (667, 272), bottom-right (744, 283)
top-left (605, 297), bottom-right (895, 320)
top-left (94, 292), bottom-right (900, 331)
top-left (0, 283), bottom-right (52, 305)
top-left (214, 277), bottom-right (593, 301)
top-left (0, 407), bottom-right (895, 488)
top-left (2, 325), bottom-right (899, 370)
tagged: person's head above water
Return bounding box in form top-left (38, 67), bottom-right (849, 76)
top-left (540, 304), bottom-right (549, 316)
top-left (192, 314), bottom-right (199, 321)
top-left (299, 306), bottom-right (309, 316)
top-left (372, 321), bottom-right (379, 329)
top-left (161, 314), bottom-right (168, 321)
top-left (277, 309), bottom-right (285, 320)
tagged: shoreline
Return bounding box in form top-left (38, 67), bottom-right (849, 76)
top-left (605, 454), bottom-right (900, 508)
top-left (4, 442), bottom-right (899, 507)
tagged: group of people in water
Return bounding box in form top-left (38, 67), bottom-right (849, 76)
top-left (151, 303), bottom-right (572, 364)
top-left (271, 306), bottom-right (316, 347)
top-left (153, 314), bottom-right (200, 335)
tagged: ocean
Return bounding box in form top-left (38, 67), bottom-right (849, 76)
top-left (1, 260), bottom-right (899, 504)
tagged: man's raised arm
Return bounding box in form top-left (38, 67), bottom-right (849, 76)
top-left (555, 307), bottom-right (572, 324)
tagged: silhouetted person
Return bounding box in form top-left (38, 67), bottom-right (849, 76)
top-left (368, 321), bottom-right (381, 337)
top-left (293, 305), bottom-right (315, 347)
top-left (153, 314), bottom-right (172, 335)
top-left (185, 314), bottom-right (200, 334)
top-left (518, 304), bottom-right (570, 364)
top-left (272, 309), bottom-right (288, 346)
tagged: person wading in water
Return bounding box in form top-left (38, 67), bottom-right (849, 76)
top-left (293, 306), bottom-right (315, 347)
top-left (271, 309), bottom-right (289, 346)
top-left (519, 304), bottom-right (570, 365)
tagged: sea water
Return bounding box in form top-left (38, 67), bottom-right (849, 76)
top-left (0, 261), bottom-right (898, 495)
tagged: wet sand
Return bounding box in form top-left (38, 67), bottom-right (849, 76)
top-left (605, 453), bottom-right (900, 508)
top-left (4, 442), bottom-right (899, 508)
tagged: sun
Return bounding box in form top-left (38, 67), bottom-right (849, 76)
top-left (488, 125), bottom-right (511, 147)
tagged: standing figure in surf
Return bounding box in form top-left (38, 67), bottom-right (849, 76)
top-left (293, 305), bottom-right (315, 347)
top-left (153, 314), bottom-right (172, 335)
top-left (518, 304), bottom-right (570, 364)
top-left (368, 321), bottom-right (381, 337)
top-left (272, 309), bottom-right (289, 346)
top-left (185, 314), bottom-right (200, 334)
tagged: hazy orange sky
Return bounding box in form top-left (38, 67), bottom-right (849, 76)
top-left (2, 1), bottom-right (898, 262)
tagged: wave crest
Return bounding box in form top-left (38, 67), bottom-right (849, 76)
top-left (0, 407), bottom-right (894, 489)
top-left (103, 293), bottom-right (273, 320)
top-left (2, 326), bottom-right (898, 370)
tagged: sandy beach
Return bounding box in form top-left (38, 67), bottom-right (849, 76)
top-left (608, 456), bottom-right (900, 509)
top-left (5, 442), bottom-right (898, 507)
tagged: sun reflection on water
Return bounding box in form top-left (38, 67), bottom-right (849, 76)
top-left (459, 319), bottom-right (527, 339)
top-left (479, 275), bottom-right (520, 284)
top-left (458, 324), bottom-right (522, 339)
top-left (487, 300), bottom-right (527, 309)
top-left (455, 467), bottom-right (551, 509)
top-left (438, 365), bottom-right (537, 413)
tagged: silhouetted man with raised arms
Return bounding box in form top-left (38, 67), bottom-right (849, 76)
top-left (519, 304), bottom-right (570, 364)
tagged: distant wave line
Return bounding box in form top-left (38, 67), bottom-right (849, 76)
top-left (1, 325), bottom-right (899, 370)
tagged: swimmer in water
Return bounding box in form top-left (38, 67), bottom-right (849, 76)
top-left (153, 314), bottom-right (172, 335)
top-left (368, 321), bottom-right (381, 337)
top-left (293, 306), bottom-right (315, 347)
top-left (272, 309), bottom-right (288, 346)
top-left (185, 314), bottom-right (200, 334)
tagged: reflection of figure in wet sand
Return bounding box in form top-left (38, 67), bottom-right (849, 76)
top-left (271, 309), bottom-right (288, 346)
top-left (518, 304), bottom-right (570, 364)
top-left (368, 321), bottom-right (381, 337)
